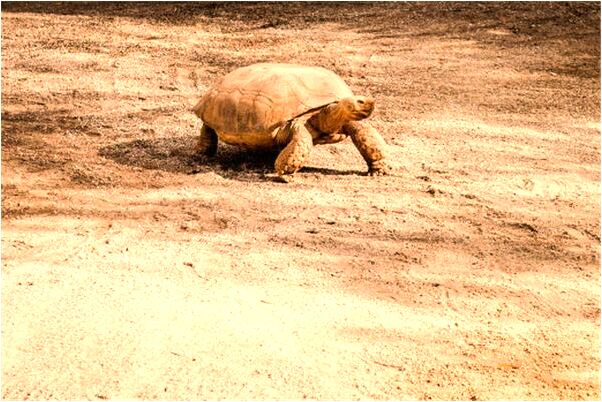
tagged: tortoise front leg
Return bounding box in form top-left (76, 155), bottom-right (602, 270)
top-left (274, 120), bottom-right (313, 182)
top-left (194, 124), bottom-right (218, 156)
top-left (313, 132), bottom-right (348, 145)
top-left (341, 121), bottom-right (392, 176)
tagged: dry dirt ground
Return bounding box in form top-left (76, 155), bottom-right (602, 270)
top-left (1, 2), bottom-right (600, 400)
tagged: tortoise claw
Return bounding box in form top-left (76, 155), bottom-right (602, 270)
top-left (275, 174), bottom-right (295, 183)
top-left (368, 160), bottom-right (392, 176)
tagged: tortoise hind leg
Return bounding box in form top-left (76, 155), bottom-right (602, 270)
top-left (195, 124), bottom-right (218, 156)
top-left (274, 121), bottom-right (313, 182)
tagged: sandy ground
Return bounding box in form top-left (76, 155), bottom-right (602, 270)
top-left (1, 2), bottom-right (600, 400)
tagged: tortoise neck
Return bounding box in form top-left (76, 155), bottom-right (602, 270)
top-left (308, 103), bottom-right (348, 134)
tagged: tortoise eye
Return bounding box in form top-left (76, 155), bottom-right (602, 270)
top-left (357, 100), bottom-right (365, 104)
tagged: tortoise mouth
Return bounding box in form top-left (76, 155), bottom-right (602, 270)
top-left (353, 110), bottom-right (373, 120)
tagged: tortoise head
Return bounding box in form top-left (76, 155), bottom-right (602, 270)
top-left (338, 96), bottom-right (375, 120)
top-left (308, 95), bottom-right (376, 135)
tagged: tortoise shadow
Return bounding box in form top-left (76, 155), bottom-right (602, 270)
top-left (98, 135), bottom-right (363, 182)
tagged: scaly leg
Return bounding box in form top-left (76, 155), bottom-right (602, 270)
top-left (194, 124), bottom-right (218, 156)
top-left (274, 120), bottom-right (314, 182)
top-left (313, 132), bottom-right (348, 145)
top-left (341, 121), bottom-right (391, 176)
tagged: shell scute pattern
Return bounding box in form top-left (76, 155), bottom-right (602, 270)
top-left (194, 63), bottom-right (354, 137)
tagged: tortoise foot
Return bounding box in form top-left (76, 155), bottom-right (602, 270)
top-left (275, 174), bottom-right (295, 183)
top-left (368, 159), bottom-right (392, 176)
top-left (195, 124), bottom-right (218, 156)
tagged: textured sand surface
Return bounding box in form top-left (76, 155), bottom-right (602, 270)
top-left (1, 2), bottom-right (600, 400)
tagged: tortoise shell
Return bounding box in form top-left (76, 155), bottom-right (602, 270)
top-left (192, 63), bottom-right (354, 135)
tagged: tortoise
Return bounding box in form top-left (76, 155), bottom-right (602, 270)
top-left (192, 63), bottom-right (391, 181)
